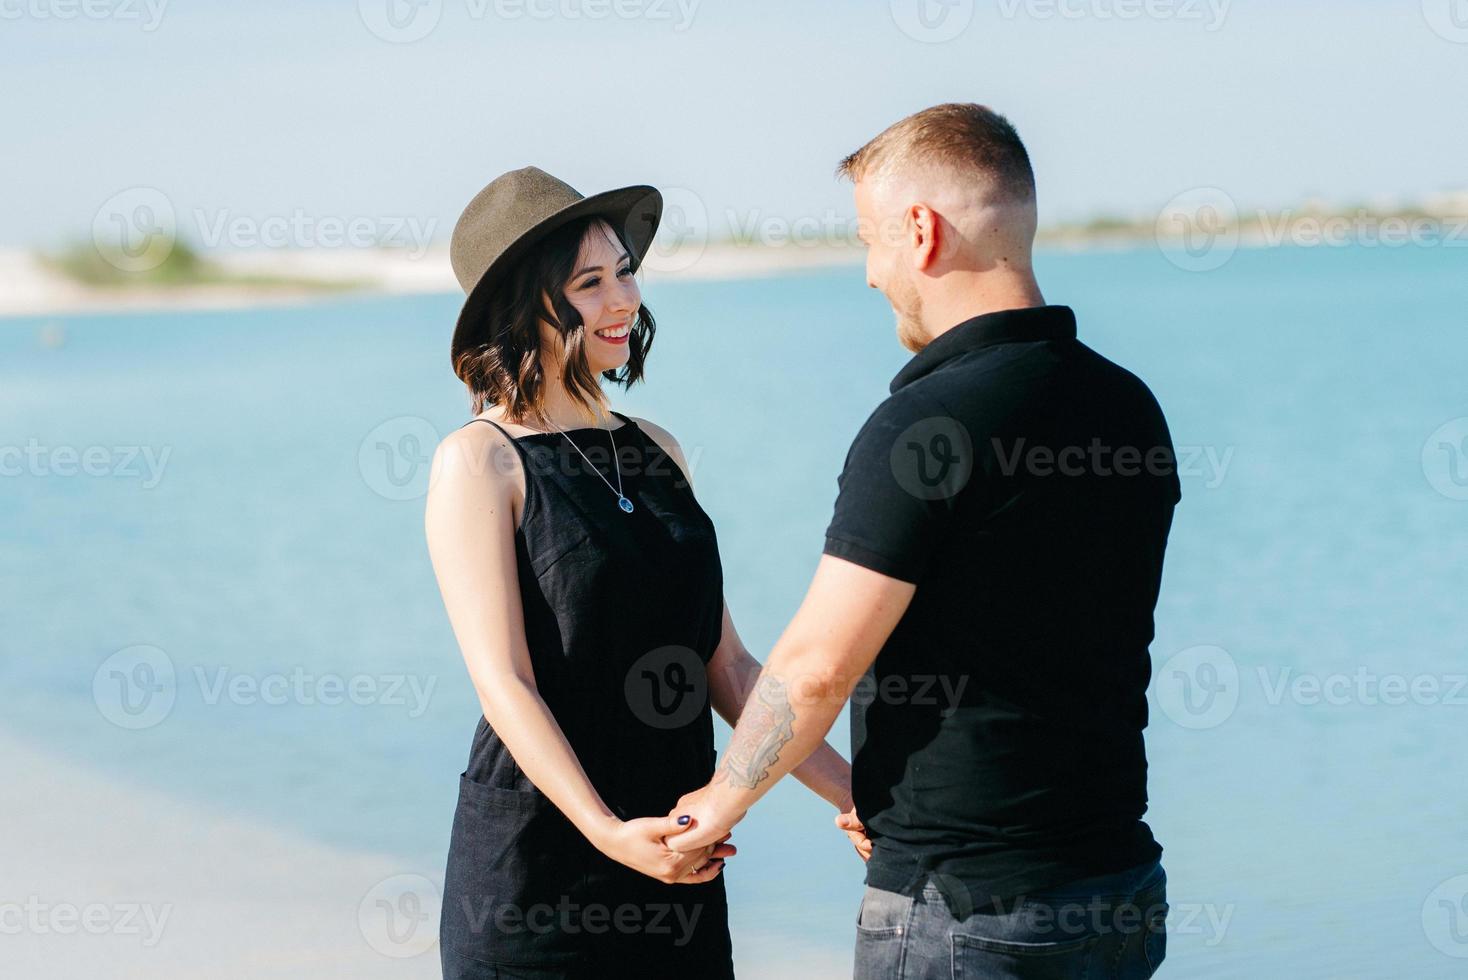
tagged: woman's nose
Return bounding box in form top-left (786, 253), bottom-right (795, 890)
top-left (611, 277), bottom-right (639, 314)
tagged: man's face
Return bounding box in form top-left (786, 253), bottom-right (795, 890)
top-left (854, 177), bottom-right (927, 354)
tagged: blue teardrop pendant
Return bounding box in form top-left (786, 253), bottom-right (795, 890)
top-left (618, 496), bottom-right (635, 514)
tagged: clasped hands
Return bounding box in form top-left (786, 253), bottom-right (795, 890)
top-left (629, 785), bottom-right (872, 884)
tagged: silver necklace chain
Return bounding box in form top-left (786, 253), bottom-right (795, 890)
top-left (543, 414), bottom-right (634, 514)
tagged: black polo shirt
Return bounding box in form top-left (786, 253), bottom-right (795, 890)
top-left (824, 304), bottom-right (1180, 908)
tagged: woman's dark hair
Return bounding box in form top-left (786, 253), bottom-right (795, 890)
top-left (453, 216), bottom-right (656, 421)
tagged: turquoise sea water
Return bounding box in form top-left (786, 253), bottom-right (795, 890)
top-left (3, 243), bottom-right (1466, 977)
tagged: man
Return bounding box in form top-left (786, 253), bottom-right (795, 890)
top-left (666, 103), bottom-right (1179, 978)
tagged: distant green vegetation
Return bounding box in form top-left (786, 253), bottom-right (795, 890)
top-left (38, 238), bottom-right (369, 292)
top-left (1038, 201), bottom-right (1467, 246)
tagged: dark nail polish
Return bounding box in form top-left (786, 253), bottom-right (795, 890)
top-left (677, 815), bottom-right (690, 826)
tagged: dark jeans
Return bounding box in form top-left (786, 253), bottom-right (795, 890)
top-left (854, 859), bottom-right (1167, 980)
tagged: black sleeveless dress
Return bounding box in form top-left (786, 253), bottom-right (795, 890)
top-left (440, 411), bottom-right (735, 980)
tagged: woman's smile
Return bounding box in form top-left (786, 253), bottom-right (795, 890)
top-left (593, 320), bottom-right (631, 345)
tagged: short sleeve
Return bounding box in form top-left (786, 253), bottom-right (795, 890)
top-left (822, 389), bottom-right (976, 585)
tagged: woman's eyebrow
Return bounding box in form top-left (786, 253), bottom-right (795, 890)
top-left (573, 252), bottom-right (631, 278)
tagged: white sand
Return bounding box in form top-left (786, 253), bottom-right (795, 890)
top-left (1, 730), bottom-right (849, 979)
top-left (2, 729), bottom-right (444, 978)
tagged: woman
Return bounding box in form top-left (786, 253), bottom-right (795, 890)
top-left (425, 167), bottom-right (858, 979)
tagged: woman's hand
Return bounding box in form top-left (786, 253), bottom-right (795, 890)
top-left (591, 815), bottom-right (736, 884)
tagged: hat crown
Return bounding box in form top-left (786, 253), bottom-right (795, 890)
top-left (449, 166), bottom-right (589, 293)
top-left (446, 169), bottom-right (662, 366)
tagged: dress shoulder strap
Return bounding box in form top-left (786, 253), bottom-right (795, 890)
top-left (460, 417), bottom-right (517, 441)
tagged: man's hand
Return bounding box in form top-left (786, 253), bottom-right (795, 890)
top-left (590, 814), bottom-right (735, 884)
top-left (663, 783), bottom-right (746, 853)
top-left (835, 806), bottom-right (872, 862)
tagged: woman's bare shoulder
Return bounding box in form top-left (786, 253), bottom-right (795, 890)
top-left (626, 415), bottom-right (681, 452)
top-left (429, 419), bottom-right (521, 497)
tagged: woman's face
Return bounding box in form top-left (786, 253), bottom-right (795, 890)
top-left (541, 220), bottom-right (640, 377)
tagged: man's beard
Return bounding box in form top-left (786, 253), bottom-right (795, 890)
top-left (892, 278), bottom-right (927, 353)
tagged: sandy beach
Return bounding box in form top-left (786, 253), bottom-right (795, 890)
top-left (2, 729), bottom-right (851, 978)
top-left (3, 728), bottom-right (446, 978)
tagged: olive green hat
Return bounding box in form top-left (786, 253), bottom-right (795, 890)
top-left (448, 166), bottom-right (662, 365)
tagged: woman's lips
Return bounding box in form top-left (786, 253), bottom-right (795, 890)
top-left (593, 322), bottom-right (631, 345)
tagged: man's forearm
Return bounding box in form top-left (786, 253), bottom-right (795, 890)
top-left (706, 649), bottom-right (853, 821)
top-left (712, 647), bottom-right (853, 811)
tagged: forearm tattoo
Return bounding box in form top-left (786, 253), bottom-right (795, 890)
top-left (715, 674), bottom-right (796, 790)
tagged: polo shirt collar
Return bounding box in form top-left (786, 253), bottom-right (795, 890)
top-left (890, 304), bottom-right (1077, 393)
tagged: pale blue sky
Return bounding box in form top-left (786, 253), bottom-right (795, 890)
top-left (4, 0), bottom-right (1466, 248)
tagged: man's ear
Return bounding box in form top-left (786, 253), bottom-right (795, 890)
top-left (907, 202), bottom-right (940, 271)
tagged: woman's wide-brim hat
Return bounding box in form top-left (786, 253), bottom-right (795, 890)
top-left (448, 166), bottom-right (663, 365)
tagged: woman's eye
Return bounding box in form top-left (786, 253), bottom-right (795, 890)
top-left (579, 277), bottom-right (599, 289)
top-left (617, 266), bottom-right (632, 277)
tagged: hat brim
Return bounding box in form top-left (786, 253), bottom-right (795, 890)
top-left (451, 184), bottom-right (663, 366)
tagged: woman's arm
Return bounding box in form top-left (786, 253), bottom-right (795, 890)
top-left (628, 416), bottom-right (858, 812)
top-left (707, 600), bottom-right (855, 811)
top-left (424, 424), bottom-right (730, 885)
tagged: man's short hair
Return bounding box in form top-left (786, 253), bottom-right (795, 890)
top-left (837, 103), bottom-right (1035, 204)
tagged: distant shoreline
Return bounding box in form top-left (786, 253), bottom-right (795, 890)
top-left (6, 194), bottom-right (1464, 319)
top-left (0, 242), bottom-right (871, 320)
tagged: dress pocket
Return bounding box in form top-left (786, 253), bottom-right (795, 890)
top-left (440, 773), bottom-right (588, 965)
